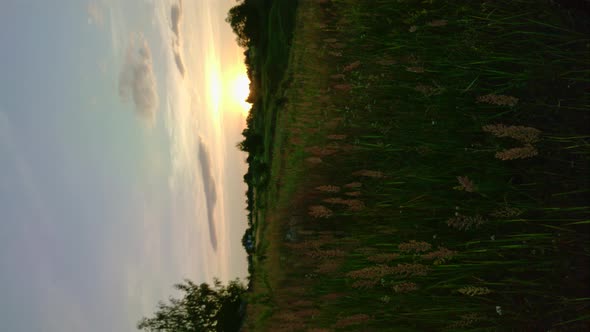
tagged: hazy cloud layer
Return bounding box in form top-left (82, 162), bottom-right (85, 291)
top-left (197, 138), bottom-right (218, 250)
top-left (118, 35), bottom-right (159, 121)
top-left (170, 1), bottom-right (186, 76)
top-left (87, 2), bottom-right (104, 26)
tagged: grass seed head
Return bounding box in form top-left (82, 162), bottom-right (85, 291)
top-left (352, 170), bottom-right (385, 178)
top-left (447, 213), bottom-right (487, 230)
top-left (495, 144), bottom-right (538, 160)
top-left (392, 282), bottom-right (419, 293)
top-left (455, 176), bottom-right (476, 192)
top-left (398, 240), bottom-right (432, 253)
top-left (458, 286), bottom-right (492, 296)
top-left (477, 94), bottom-right (519, 107)
top-left (308, 205), bottom-right (333, 218)
top-left (422, 247), bottom-right (457, 264)
top-left (315, 185), bottom-right (341, 193)
top-left (482, 123), bottom-right (541, 143)
top-left (333, 314), bottom-right (370, 328)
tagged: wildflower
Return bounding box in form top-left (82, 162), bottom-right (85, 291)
top-left (496, 306), bottom-right (502, 315)
top-left (380, 295), bottom-right (391, 303)
top-left (408, 25), bottom-right (417, 32)
top-left (477, 94), bottom-right (519, 107)
top-left (495, 144), bottom-right (538, 160)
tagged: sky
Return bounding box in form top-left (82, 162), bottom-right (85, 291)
top-left (0, 0), bottom-right (250, 330)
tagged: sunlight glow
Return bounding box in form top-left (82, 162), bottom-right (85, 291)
top-left (231, 74), bottom-right (251, 116)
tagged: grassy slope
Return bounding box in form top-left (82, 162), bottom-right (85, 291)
top-left (245, 0), bottom-right (589, 331)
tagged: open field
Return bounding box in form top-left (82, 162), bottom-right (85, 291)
top-left (242, 0), bottom-right (590, 330)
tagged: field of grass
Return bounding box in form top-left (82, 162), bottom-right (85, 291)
top-left (242, 0), bottom-right (590, 331)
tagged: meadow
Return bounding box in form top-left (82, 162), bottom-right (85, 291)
top-left (238, 0), bottom-right (590, 330)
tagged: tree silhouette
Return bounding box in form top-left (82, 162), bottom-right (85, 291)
top-left (137, 279), bottom-right (246, 332)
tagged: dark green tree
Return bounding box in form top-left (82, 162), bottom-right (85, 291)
top-left (137, 279), bottom-right (246, 332)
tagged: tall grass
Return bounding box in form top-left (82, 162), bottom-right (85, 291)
top-left (244, 0), bottom-right (590, 330)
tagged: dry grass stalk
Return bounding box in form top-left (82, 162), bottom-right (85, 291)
top-left (490, 205), bottom-right (524, 218)
top-left (326, 134), bottom-right (347, 140)
top-left (367, 253), bottom-right (400, 263)
top-left (343, 60), bottom-right (361, 72)
top-left (323, 38), bottom-right (338, 43)
top-left (315, 185), bottom-right (341, 193)
top-left (328, 51), bottom-right (342, 57)
top-left (447, 213), bottom-right (486, 230)
top-left (344, 182), bottom-right (362, 188)
top-left (482, 123), bottom-right (541, 143)
top-left (291, 300), bottom-right (314, 308)
top-left (352, 170), bottom-right (385, 178)
top-left (323, 197), bottom-right (346, 204)
top-left (306, 329), bottom-right (332, 332)
top-left (495, 144), bottom-right (538, 160)
top-left (308, 205), bottom-right (333, 218)
top-left (427, 19), bottom-right (448, 27)
top-left (398, 240), bottom-right (432, 253)
top-left (422, 247), bottom-right (456, 264)
top-left (455, 176), bottom-right (476, 192)
top-left (458, 286), bottom-right (492, 296)
top-left (344, 191), bottom-right (362, 197)
top-left (477, 94), bottom-right (519, 106)
top-left (392, 282), bottom-right (419, 293)
top-left (333, 314), bottom-right (370, 328)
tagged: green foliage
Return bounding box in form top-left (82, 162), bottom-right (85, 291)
top-left (137, 279), bottom-right (246, 332)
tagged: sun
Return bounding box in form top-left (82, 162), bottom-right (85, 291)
top-left (231, 74), bottom-right (251, 116)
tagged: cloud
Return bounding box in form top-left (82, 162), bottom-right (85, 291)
top-left (170, 2), bottom-right (182, 40)
top-left (173, 51), bottom-right (185, 77)
top-left (87, 2), bottom-right (104, 26)
top-left (169, 1), bottom-right (186, 77)
top-left (197, 138), bottom-right (218, 250)
top-left (118, 35), bottom-right (159, 122)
